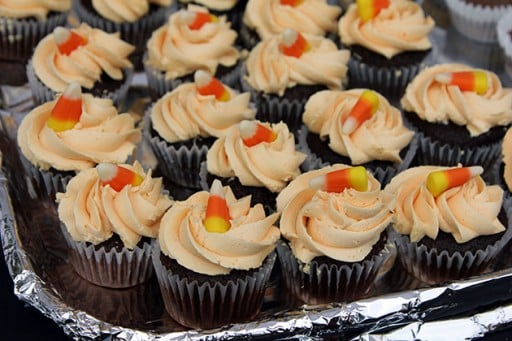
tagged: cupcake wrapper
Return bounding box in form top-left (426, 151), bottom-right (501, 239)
top-left (143, 113), bottom-right (208, 189)
top-left (239, 23), bottom-right (259, 50)
top-left (276, 239), bottom-right (395, 305)
top-left (61, 225), bottom-right (154, 289)
top-left (0, 12), bottom-right (69, 61)
top-left (415, 131), bottom-right (502, 171)
top-left (152, 242), bottom-right (276, 330)
top-left (26, 59), bottom-right (133, 106)
top-left (497, 11), bottom-right (512, 80)
top-left (446, 0), bottom-right (509, 43)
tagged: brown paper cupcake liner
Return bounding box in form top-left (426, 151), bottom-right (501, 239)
top-left (152, 242), bottom-right (276, 330)
top-left (276, 238), bottom-right (394, 305)
top-left (61, 225), bottom-right (154, 289)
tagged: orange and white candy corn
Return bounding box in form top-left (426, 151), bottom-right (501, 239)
top-left (239, 120), bottom-right (277, 147)
top-left (280, 28), bottom-right (310, 58)
top-left (435, 71), bottom-right (489, 95)
top-left (280, 0), bottom-right (304, 6)
top-left (96, 163), bottom-right (144, 192)
top-left (194, 70), bottom-right (230, 102)
top-left (53, 27), bottom-right (87, 55)
top-left (46, 82), bottom-right (82, 132)
top-left (309, 166), bottom-right (368, 193)
top-left (426, 166), bottom-right (483, 197)
top-left (181, 10), bottom-right (218, 30)
top-left (357, 0), bottom-right (390, 23)
top-left (342, 90), bottom-right (380, 135)
top-left (204, 179), bottom-right (231, 233)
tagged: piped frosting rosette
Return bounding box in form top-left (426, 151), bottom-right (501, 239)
top-left (0, 0), bottom-right (71, 20)
top-left (178, 0), bottom-right (239, 11)
top-left (152, 181), bottom-right (280, 329)
top-left (27, 24), bottom-right (134, 105)
top-left (82, 0), bottom-right (173, 23)
top-left (384, 165), bottom-right (512, 283)
top-left (299, 89), bottom-right (416, 184)
top-left (56, 161), bottom-right (174, 288)
top-left (275, 164), bottom-right (395, 304)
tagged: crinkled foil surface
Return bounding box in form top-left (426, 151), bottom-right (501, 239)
top-left (2, 7), bottom-right (512, 339)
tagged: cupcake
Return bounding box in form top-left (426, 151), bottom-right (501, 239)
top-left (201, 119), bottom-right (307, 212)
top-left (241, 28), bottom-right (350, 129)
top-left (27, 23), bottom-right (135, 105)
top-left (275, 164), bottom-right (394, 304)
top-left (401, 63), bottom-right (512, 171)
top-left (384, 165), bottom-right (512, 283)
top-left (446, 0), bottom-right (512, 43)
top-left (177, 0), bottom-right (247, 30)
top-left (144, 4), bottom-right (241, 100)
top-left (497, 10), bottom-right (512, 80)
top-left (17, 83), bottom-right (141, 199)
top-left (144, 70), bottom-right (256, 188)
top-left (153, 179), bottom-right (280, 329)
top-left (299, 89), bottom-right (417, 185)
top-left (338, 0), bottom-right (435, 99)
top-left (240, 0), bottom-right (341, 49)
top-left (500, 127), bottom-right (512, 191)
top-left (0, 0), bottom-right (71, 86)
top-left (73, 0), bottom-right (176, 70)
top-left (56, 161), bottom-right (174, 288)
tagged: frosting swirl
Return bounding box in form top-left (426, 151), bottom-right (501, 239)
top-left (178, 0), bottom-right (239, 11)
top-left (303, 89), bottom-right (414, 164)
top-left (276, 164), bottom-right (392, 263)
top-left (17, 94), bottom-right (141, 172)
top-left (338, 0), bottom-right (434, 59)
top-left (146, 5), bottom-right (240, 79)
top-left (159, 185), bottom-right (280, 275)
top-left (243, 0), bottom-right (341, 40)
top-left (207, 121), bottom-right (307, 193)
top-left (32, 23), bottom-right (134, 92)
top-left (401, 64), bottom-right (512, 136)
top-left (151, 82), bottom-right (255, 143)
top-left (384, 166), bottom-right (505, 243)
top-left (502, 128), bottom-right (512, 191)
top-left (57, 162), bottom-right (173, 249)
top-left (0, 0), bottom-right (71, 20)
top-left (91, 0), bottom-right (173, 23)
top-left (244, 33), bottom-right (350, 95)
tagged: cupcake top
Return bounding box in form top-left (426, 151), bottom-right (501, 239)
top-left (338, 0), bottom-right (434, 59)
top-left (0, 0), bottom-right (71, 20)
top-left (151, 71), bottom-right (256, 143)
top-left (146, 5), bottom-right (240, 79)
top-left (178, 0), bottom-right (239, 11)
top-left (384, 165), bottom-right (505, 243)
top-left (17, 85), bottom-right (141, 172)
top-left (401, 63), bottom-right (512, 137)
top-left (32, 24), bottom-right (134, 93)
top-left (207, 120), bottom-right (307, 193)
top-left (502, 127), bottom-right (512, 191)
top-left (244, 29), bottom-right (350, 96)
top-left (276, 164), bottom-right (393, 263)
top-left (243, 0), bottom-right (341, 40)
top-left (158, 181), bottom-right (280, 275)
top-left (56, 162), bottom-right (173, 249)
top-left (303, 89), bottom-right (414, 164)
top-left (90, 0), bottom-right (173, 23)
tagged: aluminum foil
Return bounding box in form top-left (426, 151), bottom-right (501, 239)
top-left (3, 7), bottom-right (512, 338)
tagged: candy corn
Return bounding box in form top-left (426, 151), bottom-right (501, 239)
top-left (194, 70), bottom-right (230, 102)
top-left (181, 10), bottom-right (218, 30)
top-left (280, 0), bottom-right (303, 6)
top-left (426, 166), bottom-right (483, 197)
top-left (96, 163), bottom-right (144, 192)
top-left (357, 0), bottom-right (390, 23)
top-left (280, 28), bottom-right (310, 58)
top-left (309, 166), bottom-right (368, 193)
top-left (46, 82), bottom-right (82, 132)
top-left (53, 27), bottom-right (87, 55)
top-left (435, 71), bottom-right (489, 95)
top-left (342, 90), bottom-right (380, 135)
top-left (239, 120), bottom-right (277, 147)
top-left (204, 179), bottom-right (231, 233)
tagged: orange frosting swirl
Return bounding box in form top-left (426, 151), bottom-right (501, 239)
top-left (91, 0), bottom-right (173, 23)
top-left (178, 0), bottom-right (238, 11)
top-left (0, 0), bottom-right (71, 20)
top-left (502, 128), bottom-right (512, 191)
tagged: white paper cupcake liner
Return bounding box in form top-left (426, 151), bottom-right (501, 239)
top-left (61, 225), bottom-right (154, 289)
top-left (26, 59), bottom-right (133, 106)
top-left (152, 241), bottom-right (276, 330)
top-left (446, 0), bottom-right (510, 43)
top-left (276, 238), bottom-right (394, 305)
top-left (497, 11), bottom-right (512, 80)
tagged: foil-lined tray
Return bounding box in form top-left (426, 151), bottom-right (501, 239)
top-left (3, 4), bottom-right (512, 338)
